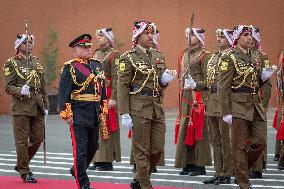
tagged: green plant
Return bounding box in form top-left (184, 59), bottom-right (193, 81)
top-left (41, 28), bottom-right (59, 91)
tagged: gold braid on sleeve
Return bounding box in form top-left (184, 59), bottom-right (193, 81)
top-left (99, 113), bottom-right (110, 140)
top-left (60, 103), bottom-right (73, 120)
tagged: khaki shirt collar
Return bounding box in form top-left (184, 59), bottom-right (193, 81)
top-left (136, 44), bottom-right (148, 54)
top-left (237, 45), bottom-right (250, 55)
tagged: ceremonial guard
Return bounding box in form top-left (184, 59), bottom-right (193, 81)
top-left (273, 49), bottom-right (284, 170)
top-left (58, 34), bottom-right (107, 189)
top-left (174, 27), bottom-right (212, 176)
top-left (130, 29), bottom-right (165, 174)
top-left (3, 33), bottom-right (49, 183)
top-left (217, 25), bottom-right (275, 189)
top-left (117, 21), bottom-right (176, 189)
top-left (89, 28), bottom-right (121, 171)
top-left (202, 29), bottom-right (234, 185)
top-left (249, 26), bottom-right (272, 179)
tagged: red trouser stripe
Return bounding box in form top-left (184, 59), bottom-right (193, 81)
top-left (70, 124), bottom-right (80, 189)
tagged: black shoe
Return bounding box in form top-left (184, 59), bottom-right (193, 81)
top-left (88, 162), bottom-right (100, 170)
top-left (151, 166), bottom-right (157, 173)
top-left (234, 178), bottom-right (238, 184)
top-left (81, 185), bottom-right (94, 189)
top-left (96, 163), bottom-right (113, 171)
top-left (15, 166), bottom-right (33, 176)
top-left (132, 164), bottom-right (137, 173)
top-left (249, 171), bottom-right (262, 179)
top-left (130, 178), bottom-right (141, 189)
top-left (277, 165), bottom-right (284, 170)
top-left (179, 164), bottom-right (195, 175)
top-left (202, 175), bottom-right (219, 184)
top-left (189, 166), bottom-right (206, 176)
top-left (274, 154), bottom-right (280, 161)
top-left (70, 167), bottom-right (75, 178)
top-left (214, 176), bottom-right (231, 185)
top-left (23, 174), bottom-right (37, 183)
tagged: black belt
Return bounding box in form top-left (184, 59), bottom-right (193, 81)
top-left (130, 85), bottom-right (162, 97)
top-left (231, 86), bottom-right (259, 94)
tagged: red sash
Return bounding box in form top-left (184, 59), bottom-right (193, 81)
top-left (106, 78), bottom-right (119, 133)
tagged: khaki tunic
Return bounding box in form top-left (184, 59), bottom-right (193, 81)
top-left (205, 51), bottom-right (232, 177)
top-left (3, 54), bottom-right (49, 178)
top-left (174, 47), bottom-right (212, 168)
top-left (92, 47), bottom-right (121, 163)
top-left (250, 47), bottom-right (272, 172)
top-left (117, 46), bottom-right (167, 189)
top-left (217, 46), bottom-right (267, 189)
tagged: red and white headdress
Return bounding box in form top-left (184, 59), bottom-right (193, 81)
top-left (96, 28), bottom-right (114, 47)
top-left (15, 34), bottom-right (34, 50)
top-left (185, 27), bottom-right (205, 47)
top-left (233, 25), bottom-right (253, 45)
top-left (132, 21), bottom-right (157, 48)
top-left (216, 29), bottom-right (234, 46)
top-left (251, 26), bottom-right (262, 50)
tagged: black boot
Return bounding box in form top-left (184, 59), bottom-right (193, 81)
top-left (96, 162), bottom-right (113, 171)
top-left (70, 167), bottom-right (75, 178)
top-left (202, 175), bottom-right (219, 184)
top-left (214, 176), bottom-right (231, 185)
top-left (189, 166), bottom-right (206, 176)
top-left (249, 171), bottom-right (262, 179)
top-left (130, 178), bottom-right (141, 189)
top-left (22, 174), bottom-right (37, 183)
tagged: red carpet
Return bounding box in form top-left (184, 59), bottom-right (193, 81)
top-left (0, 176), bottom-right (191, 189)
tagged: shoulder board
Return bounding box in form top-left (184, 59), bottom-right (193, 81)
top-left (32, 56), bottom-right (39, 59)
top-left (90, 58), bottom-right (101, 63)
top-left (222, 48), bottom-right (234, 56)
top-left (63, 59), bottom-right (76, 65)
top-left (120, 50), bottom-right (134, 58)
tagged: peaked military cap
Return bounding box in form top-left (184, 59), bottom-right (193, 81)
top-left (69, 34), bottom-right (93, 48)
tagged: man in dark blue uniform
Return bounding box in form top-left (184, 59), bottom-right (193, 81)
top-left (58, 34), bottom-right (108, 189)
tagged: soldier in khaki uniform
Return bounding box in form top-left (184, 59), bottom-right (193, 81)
top-left (249, 26), bottom-right (272, 179)
top-left (117, 21), bottom-right (176, 189)
top-left (217, 25), bottom-right (275, 189)
top-left (202, 29), bottom-right (234, 185)
top-left (130, 29), bottom-right (165, 174)
top-left (89, 28), bottom-right (121, 171)
top-left (3, 34), bottom-right (49, 183)
top-left (174, 27), bottom-right (212, 176)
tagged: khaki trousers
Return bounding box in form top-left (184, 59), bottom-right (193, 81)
top-left (231, 111), bottom-right (266, 189)
top-left (208, 116), bottom-right (232, 177)
top-left (12, 110), bottom-right (44, 178)
top-left (131, 113), bottom-right (165, 189)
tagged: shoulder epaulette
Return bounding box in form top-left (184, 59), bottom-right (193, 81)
top-left (222, 48), bottom-right (234, 56)
top-left (32, 56), bottom-right (39, 59)
top-left (63, 59), bottom-right (76, 65)
top-left (120, 50), bottom-right (134, 58)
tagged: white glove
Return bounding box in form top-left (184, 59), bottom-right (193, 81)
top-left (45, 109), bottom-right (49, 117)
top-left (223, 114), bottom-right (232, 125)
top-left (121, 113), bottom-right (133, 130)
top-left (161, 69), bottom-right (177, 85)
top-left (261, 68), bottom-right (275, 82)
top-left (184, 75), bottom-right (196, 89)
top-left (21, 84), bottom-right (30, 96)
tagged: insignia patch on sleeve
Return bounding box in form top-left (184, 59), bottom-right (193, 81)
top-left (219, 61), bottom-right (229, 71)
top-left (264, 60), bottom-right (270, 68)
top-left (115, 59), bottom-right (119, 66)
top-left (4, 67), bottom-right (10, 76)
top-left (119, 61), bottom-right (126, 72)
